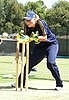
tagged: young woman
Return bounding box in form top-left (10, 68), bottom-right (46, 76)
top-left (18, 10), bottom-right (63, 90)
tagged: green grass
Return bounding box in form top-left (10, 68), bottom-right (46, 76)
top-left (29, 58), bottom-right (69, 82)
top-left (0, 56), bottom-right (69, 83)
top-left (0, 56), bottom-right (16, 83)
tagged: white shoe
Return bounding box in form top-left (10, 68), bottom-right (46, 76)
top-left (11, 82), bottom-right (16, 87)
top-left (55, 87), bottom-right (63, 91)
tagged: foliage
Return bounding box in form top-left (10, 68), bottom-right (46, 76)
top-left (0, 0), bottom-right (24, 34)
top-left (23, 0), bottom-right (47, 19)
top-left (45, 1), bottom-right (69, 35)
top-left (0, 0), bottom-right (69, 35)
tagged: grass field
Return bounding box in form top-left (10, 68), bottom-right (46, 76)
top-left (0, 56), bottom-right (69, 83)
top-left (0, 56), bottom-right (69, 100)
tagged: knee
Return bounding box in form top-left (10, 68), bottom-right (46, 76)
top-left (47, 61), bottom-right (58, 71)
top-left (47, 62), bottom-right (53, 70)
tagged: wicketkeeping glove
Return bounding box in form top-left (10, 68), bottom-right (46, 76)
top-left (17, 34), bottom-right (29, 43)
top-left (30, 32), bottom-right (39, 43)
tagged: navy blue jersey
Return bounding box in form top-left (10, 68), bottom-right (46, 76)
top-left (24, 19), bottom-right (58, 44)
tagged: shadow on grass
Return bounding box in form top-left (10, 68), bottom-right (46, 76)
top-left (0, 85), bottom-right (14, 89)
top-left (28, 87), bottom-right (55, 91)
top-left (0, 85), bottom-right (55, 91)
top-left (29, 76), bottom-right (54, 81)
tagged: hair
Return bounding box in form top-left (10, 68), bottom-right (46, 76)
top-left (35, 14), bottom-right (39, 19)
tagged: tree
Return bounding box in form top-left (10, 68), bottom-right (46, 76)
top-left (4, 22), bottom-right (14, 33)
top-left (23, 0), bottom-right (47, 19)
top-left (0, 0), bottom-right (24, 34)
top-left (0, 0), bottom-right (69, 35)
top-left (45, 1), bottom-right (69, 35)
top-left (0, 0), bottom-right (6, 34)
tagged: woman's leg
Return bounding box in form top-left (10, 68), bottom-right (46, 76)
top-left (46, 44), bottom-right (63, 87)
top-left (18, 45), bottom-right (45, 87)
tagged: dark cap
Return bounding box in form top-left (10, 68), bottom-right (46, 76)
top-left (23, 11), bottom-right (36, 20)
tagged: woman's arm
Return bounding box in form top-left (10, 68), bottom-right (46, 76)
top-left (38, 35), bottom-right (47, 42)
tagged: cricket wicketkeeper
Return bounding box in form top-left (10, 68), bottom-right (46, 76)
top-left (18, 10), bottom-right (63, 90)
